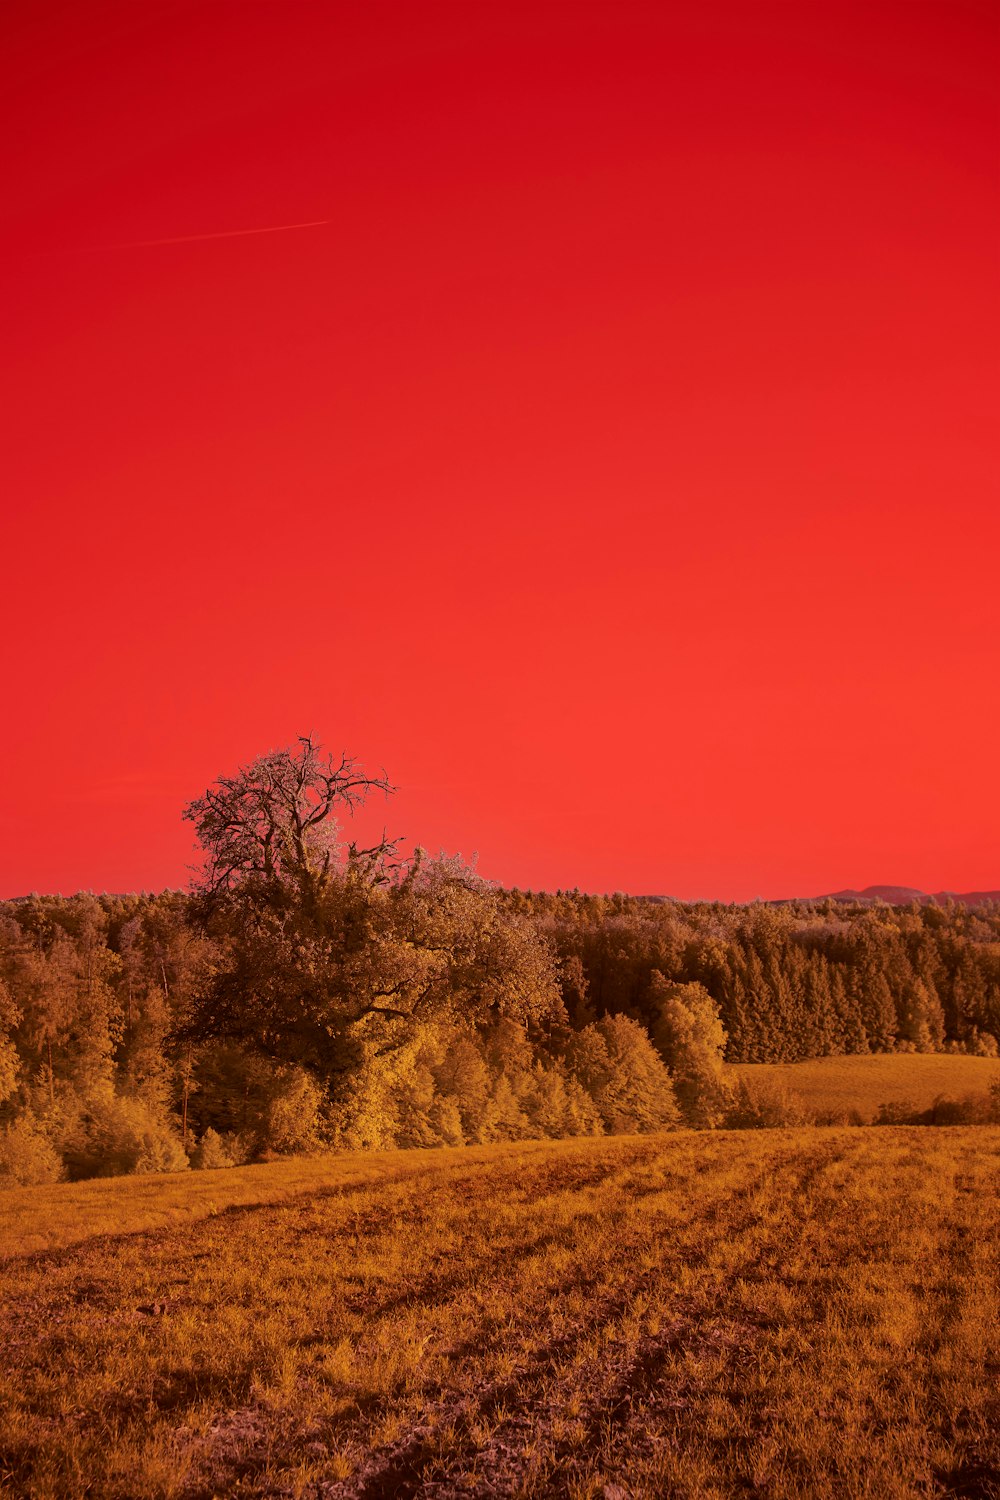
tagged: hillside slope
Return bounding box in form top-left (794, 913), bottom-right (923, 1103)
top-left (730, 1053), bottom-right (1000, 1121)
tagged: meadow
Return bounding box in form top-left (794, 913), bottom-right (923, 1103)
top-left (729, 1053), bottom-right (1000, 1121)
top-left (2, 1128), bottom-right (998, 1499)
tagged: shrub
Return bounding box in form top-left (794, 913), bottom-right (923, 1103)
top-left (191, 1127), bottom-right (238, 1169)
top-left (189, 1046), bottom-right (330, 1159)
top-left (874, 1099), bottom-right (919, 1125)
top-left (922, 1094), bottom-right (990, 1125)
top-left (261, 1067), bottom-right (328, 1155)
top-left (967, 1029), bottom-right (999, 1058)
top-left (813, 1106), bottom-right (865, 1127)
top-left (0, 1116), bottom-right (64, 1187)
top-left (876, 1093), bottom-right (996, 1126)
top-left (62, 1093), bottom-right (189, 1179)
top-left (434, 1031), bottom-right (493, 1143)
top-left (427, 1094), bottom-right (465, 1146)
top-left (726, 1077), bottom-right (809, 1129)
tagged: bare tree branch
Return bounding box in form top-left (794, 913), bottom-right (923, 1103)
top-left (184, 737), bottom-right (396, 898)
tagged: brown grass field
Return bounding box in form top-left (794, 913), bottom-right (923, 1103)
top-left (2, 1129), bottom-right (999, 1499)
top-left (729, 1053), bottom-right (1000, 1121)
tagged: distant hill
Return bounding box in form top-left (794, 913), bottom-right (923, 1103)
top-left (730, 1053), bottom-right (1000, 1121)
top-left (821, 885), bottom-right (1000, 909)
top-left (637, 886), bottom-right (1000, 908)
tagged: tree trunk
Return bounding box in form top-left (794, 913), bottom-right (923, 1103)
top-left (181, 1044), bottom-right (192, 1149)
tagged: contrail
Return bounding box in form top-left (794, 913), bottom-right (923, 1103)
top-left (81, 219), bottom-right (330, 251)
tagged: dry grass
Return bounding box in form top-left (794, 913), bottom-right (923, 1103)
top-left (1, 1129), bottom-right (998, 1499)
top-left (0, 1143), bottom-right (565, 1259)
top-left (730, 1052), bottom-right (1000, 1121)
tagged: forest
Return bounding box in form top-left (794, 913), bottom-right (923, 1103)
top-left (2, 739), bottom-right (999, 1185)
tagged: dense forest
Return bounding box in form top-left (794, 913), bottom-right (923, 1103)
top-left (2, 739), bottom-right (999, 1184)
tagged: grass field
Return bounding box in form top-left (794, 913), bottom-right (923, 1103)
top-left (730, 1052), bottom-right (1000, 1121)
top-left (0, 1145), bottom-right (524, 1260)
top-left (1, 1129), bottom-right (999, 1499)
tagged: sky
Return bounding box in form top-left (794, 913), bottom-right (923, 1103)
top-left (1, 0), bottom-right (997, 902)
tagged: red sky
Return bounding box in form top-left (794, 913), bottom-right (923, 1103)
top-left (1, 1), bottom-right (997, 902)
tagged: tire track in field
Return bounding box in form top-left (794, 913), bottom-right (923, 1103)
top-left (179, 1141), bottom-right (776, 1496)
top-left (2, 1150), bottom-right (657, 1496)
top-left (313, 1140), bottom-right (831, 1500)
top-left (341, 1156), bottom-right (685, 1332)
top-left (563, 1135), bottom-right (858, 1497)
top-left (428, 1137), bottom-right (849, 1499)
top-left (592, 1133), bottom-right (1000, 1500)
top-left (175, 1142), bottom-right (680, 1496)
top-left (925, 1147), bottom-right (1000, 1500)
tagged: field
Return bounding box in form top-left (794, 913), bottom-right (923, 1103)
top-left (2, 1130), bottom-right (999, 1499)
top-left (729, 1053), bottom-right (1000, 1121)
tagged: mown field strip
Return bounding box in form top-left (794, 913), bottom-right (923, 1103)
top-left (0, 1138), bottom-right (611, 1259)
top-left (0, 1129), bottom-right (998, 1499)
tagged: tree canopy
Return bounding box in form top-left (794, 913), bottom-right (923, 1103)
top-left (183, 735), bottom-right (395, 900)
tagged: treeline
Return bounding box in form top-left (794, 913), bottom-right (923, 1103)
top-left (1, 739), bottom-right (998, 1185)
top-left (0, 884), bottom-right (697, 1184)
top-left (2, 884), bottom-right (997, 1186)
top-left (512, 888), bottom-right (1000, 1062)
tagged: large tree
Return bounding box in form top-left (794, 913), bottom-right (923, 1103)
top-left (183, 735), bottom-right (396, 902)
top-left (181, 740), bottom-right (562, 1083)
